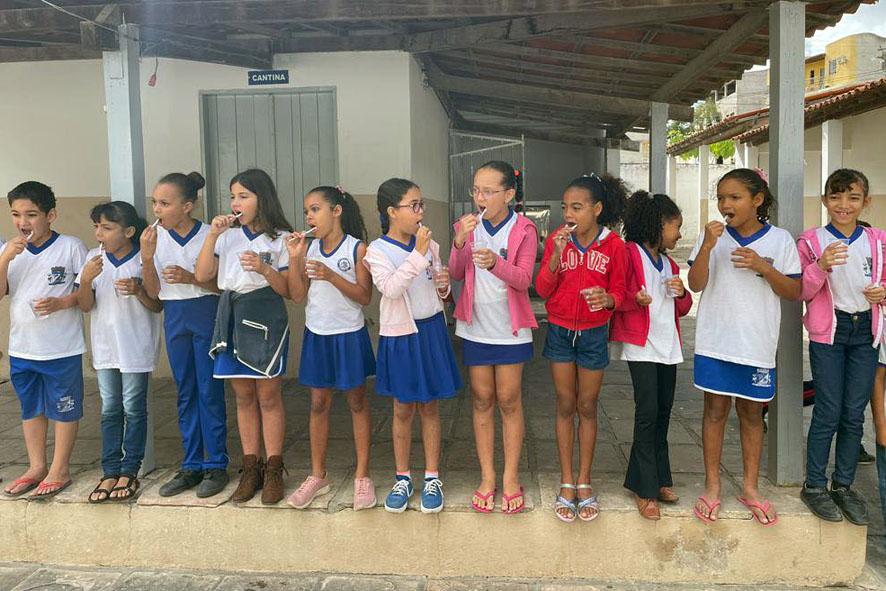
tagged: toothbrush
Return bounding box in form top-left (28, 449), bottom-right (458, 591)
top-left (26, 231), bottom-right (34, 242)
top-left (565, 223), bottom-right (577, 233)
top-left (287, 227), bottom-right (316, 242)
top-left (303, 227), bottom-right (316, 236)
top-left (476, 208), bottom-right (486, 221)
top-left (151, 218), bottom-right (160, 228)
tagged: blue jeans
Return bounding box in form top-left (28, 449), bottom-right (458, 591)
top-left (877, 445), bottom-right (886, 552)
top-left (97, 369), bottom-right (149, 476)
top-left (806, 310), bottom-right (878, 488)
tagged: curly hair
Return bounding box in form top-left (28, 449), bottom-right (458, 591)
top-left (623, 191), bottom-right (681, 247)
top-left (565, 173), bottom-right (629, 228)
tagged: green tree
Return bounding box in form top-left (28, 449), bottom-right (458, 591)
top-left (667, 98), bottom-right (735, 162)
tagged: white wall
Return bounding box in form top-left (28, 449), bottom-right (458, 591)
top-left (407, 57), bottom-right (450, 203)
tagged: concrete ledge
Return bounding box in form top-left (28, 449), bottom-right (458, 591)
top-left (0, 470), bottom-right (866, 586)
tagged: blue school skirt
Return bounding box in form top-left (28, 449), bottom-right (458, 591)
top-left (213, 341), bottom-right (288, 379)
top-left (376, 313), bottom-right (462, 403)
top-left (298, 326), bottom-right (376, 390)
top-left (693, 354), bottom-right (775, 402)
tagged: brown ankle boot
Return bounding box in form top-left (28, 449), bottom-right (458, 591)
top-left (261, 455), bottom-right (287, 505)
top-left (232, 455), bottom-right (263, 503)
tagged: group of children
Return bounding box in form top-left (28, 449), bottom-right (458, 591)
top-left (1, 162), bottom-right (884, 543)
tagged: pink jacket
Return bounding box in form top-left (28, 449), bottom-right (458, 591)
top-left (449, 212), bottom-right (538, 336)
top-left (363, 239), bottom-right (449, 337)
top-left (797, 226), bottom-right (886, 346)
top-left (610, 241), bottom-right (692, 346)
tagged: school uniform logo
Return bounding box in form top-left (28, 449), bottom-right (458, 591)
top-left (337, 258), bottom-right (352, 272)
top-left (751, 368), bottom-right (771, 388)
top-left (47, 266), bottom-right (67, 285)
top-left (864, 257), bottom-right (872, 277)
top-left (258, 251), bottom-right (272, 265)
top-left (56, 395), bottom-right (76, 414)
top-left (499, 248), bottom-right (508, 259)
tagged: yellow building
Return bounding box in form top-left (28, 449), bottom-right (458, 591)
top-left (807, 33), bottom-right (886, 93)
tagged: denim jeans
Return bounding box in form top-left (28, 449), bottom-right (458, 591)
top-left (877, 445), bottom-right (886, 552)
top-left (806, 310), bottom-right (878, 488)
top-left (97, 369), bottom-right (149, 476)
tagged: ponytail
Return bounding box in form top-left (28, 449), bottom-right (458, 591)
top-left (477, 160), bottom-right (524, 213)
top-left (309, 185), bottom-right (368, 242)
top-left (623, 191), bottom-right (681, 247)
top-left (566, 172), bottom-right (628, 228)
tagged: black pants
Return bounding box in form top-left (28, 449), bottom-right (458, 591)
top-left (623, 361), bottom-right (676, 498)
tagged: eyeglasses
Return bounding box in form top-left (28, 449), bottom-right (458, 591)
top-left (469, 187), bottom-right (506, 199)
top-left (393, 200), bottom-right (425, 214)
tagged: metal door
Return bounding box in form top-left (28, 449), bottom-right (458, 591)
top-left (200, 87), bottom-right (338, 230)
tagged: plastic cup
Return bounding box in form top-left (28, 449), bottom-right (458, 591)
top-left (305, 256), bottom-right (323, 279)
top-left (472, 239), bottom-right (489, 266)
top-left (663, 269), bottom-right (680, 298)
top-left (29, 299), bottom-right (48, 319)
top-left (432, 262), bottom-right (449, 288)
top-left (581, 287), bottom-right (604, 312)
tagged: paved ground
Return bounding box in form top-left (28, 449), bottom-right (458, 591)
top-left (1, 254), bottom-right (885, 587)
top-left (0, 562), bottom-right (884, 591)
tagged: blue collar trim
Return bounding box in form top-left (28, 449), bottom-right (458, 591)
top-left (26, 231), bottom-right (59, 255)
top-left (106, 245), bottom-right (140, 268)
top-left (726, 222), bottom-right (771, 247)
top-left (482, 208), bottom-right (514, 236)
top-left (242, 225), bottom-right (264, 241)
top-left (321, 234), bottom-right (347, 258)
top-left (640, 244), bottom-right (663, 272)
top-left (825, 223), bottom-right (863, 244)
top-left (381, 234), bottom-right (415, 252)
top-left (571, 228), bottom-right (603, 253)
top-left (169, 221), bottom-right (201, 247)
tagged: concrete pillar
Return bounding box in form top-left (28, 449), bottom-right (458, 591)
top-left (698, 145), bottom-right (710, 232)
top-left (745, 144), bottom-right (759, 170)
top-left (667, 155), bottom-right (678, 198)
top-left (735, 142), bottom-right (746, 168)
top-left (102, 24), bottom-right (154, 475)
top-left (648, 102), bottom-right (668, 193)
top-left (768, 1), bottom-right (806, 487)
top-left (821, 119), bottom-right (843, 224)
top-left (605, 142), bottom-right (621, 178)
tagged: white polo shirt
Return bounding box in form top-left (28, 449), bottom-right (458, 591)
top-left (689, 223), bottom-right (801, 368)
top-left (3, 232), bottom-right (88, 360)
top-left (154, 221), bottom-right (217, 301)
top-left (213, 225), bottom-right (289, 293)
top-left (77, 246), bottom-right (161, 373)
top-left (817, 224), bottom-right (872, 314)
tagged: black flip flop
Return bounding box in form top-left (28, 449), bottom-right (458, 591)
top-left (110, 475), bottom-right (140, 502)
top-left (88, 475), bottom-right (119, 504)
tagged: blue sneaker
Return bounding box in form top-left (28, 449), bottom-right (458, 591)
top-left (384, 477), bottom-right (413, 513)
top-left (420, 478), bottom-right (444, 514)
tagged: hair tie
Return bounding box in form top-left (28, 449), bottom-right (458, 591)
top-left (514, 169), bottom-right (520, 177)
top-left (646, 191), bottom-right (655, 200)
top-left (335, 185), bottom-right (345, 195)
top-left (753, 167), bottom-right (769, 184)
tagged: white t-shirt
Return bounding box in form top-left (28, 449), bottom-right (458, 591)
top-left (305, 234), bottom-right (365, 335)
top-left (3, 232), bottom-right (88, 360)
top-left (154, 221), bottom-right (217, 301)
top-left (456, 210), bottom-right (532, 345)
top-left (817, 225), bottom-right (872, 314)
top-left (213, 226), bottom-right (289, 293)
top-left (689, 223), bottom-right (801, 368)
top-left (615, 246), bottom-right (683, 364)
top-left (77, 247), bottom-right (161, 372)
top-left (368, 235), bottom-right (442, 321)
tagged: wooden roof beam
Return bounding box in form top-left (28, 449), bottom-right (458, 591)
top-left (456, 119), bottom-right (641, 150)
top-left (428, 71), bottom-right (693, 119)
top-left (403, 3), bottom-right (753, 53)
top-left (562, 35), bottom-right (762, 66)
top-left (0, 44), bottom-right (99, 62)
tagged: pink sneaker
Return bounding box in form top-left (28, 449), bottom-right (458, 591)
top-left (353, 477), bottom-right (377, 511)
top-left (287, 475), bottom-right (330, 509)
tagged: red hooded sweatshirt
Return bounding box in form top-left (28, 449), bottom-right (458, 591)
top-left (535, 226), bottom-right (628, 331)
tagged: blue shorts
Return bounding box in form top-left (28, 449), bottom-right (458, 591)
top-left (461, 339), bottom-right (533, 366)
top-left (9, 355), bottom-right (84, 422)
top-left (693, 354), bottom-right (775, 402)
top-left (542, 323), bottom-right (609, 370)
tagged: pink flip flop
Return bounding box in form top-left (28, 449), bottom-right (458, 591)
top-left (693, 494), bottom-right (721, 522)
top-left (471, 488), bottom-right (496, 513)
top-left (4, 476), bottom-right (40, 498)
top-left (737, 496), bottom-right (778, 526)
top-left (501, 486), bottom-right (525, 515)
